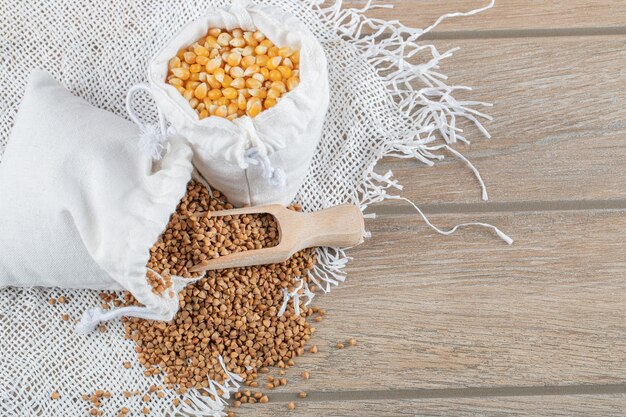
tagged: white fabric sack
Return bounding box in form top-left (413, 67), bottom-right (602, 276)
top-left (147, 0), bottom-right (329, 207)
top-left (0, 70), bottom-right (194, 325)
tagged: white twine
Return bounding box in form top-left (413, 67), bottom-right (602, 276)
top-left (126, 83), bottom-right (169, 161)
top-left (244, 147), bottom-right (287, 188)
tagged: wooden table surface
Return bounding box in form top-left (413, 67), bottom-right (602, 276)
top-left (235, 1), bottom-right (626, 415)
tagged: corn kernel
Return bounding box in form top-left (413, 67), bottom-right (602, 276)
top-left (169, 57), bottom-right (181, 69)
top-left (194, 83), bottom-right (208, 99)
top-left (254, 45), bottom-right (268, 55)
top-left (221, 74), bottom-right (233, 88)
top-left (217, 33), bottom-right (232, 46)
top-left (277, 66), bottom-right (292, 79)
top-left (241, 56), bottom-right (256, 69)
top-left (267, 56), bottom-right (282, 70)
top-left (183, 51), bottom-right (196, 64)
top-left (194, 44), bottom-right (209, 56)
top-left (215, 105), bottom-right (228, 118)
top-left (229, 66), bottom-right (244, 79)
top-left (278, 46), bottom-right (293, 58)
top-left (228, 103), bottom-right (239, 115)
top-left (268, 46), bottom-right (279, 58)
top-left (206, 57), bottom-right (222, 73)
top-left (183, 89), bottom-right (194, 101)
top-left (268, 70), bottom-right (282, 82)
top-left (264, 98), bottom-right (277, 109)
top-left (196, 55), bottom-right (209, 66)
top-left (286, 76), bottom-right (300, 91)
top-left (217, 97), bottom-right (230, 106)
top-left (199, 109), bottom-right (209, 119)
top-left (222, 87), bottom-right (237, 100)
top-left (267, 87), bottom-right (281, 99)
top-left (230, 77), bottom-right (246, 89)
top-left (208, 89), bottom-right (222, 100)
top-left (189, 63), bottom-right (202, 73)
top-left (171, 67), bottom-right (190, 80)
top-left (247, 97), bottom-right (262, 117)
top-left (245, 78), bottom-right (262, 89)
top-left (208, 28), bottom-right (221, 37)
top-left (227, 52), bottom-right (242, 66)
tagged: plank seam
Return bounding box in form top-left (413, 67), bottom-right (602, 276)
top-left (265, 383), bottom-right (626, 403)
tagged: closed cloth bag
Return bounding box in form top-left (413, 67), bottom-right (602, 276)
top-left (147, 0), bottom-right (329, 207)
top-left (0, 71), bottom-right (194, 330)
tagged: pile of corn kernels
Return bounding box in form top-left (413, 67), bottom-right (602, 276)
top-left (167, 28), bottom-right (300, 120)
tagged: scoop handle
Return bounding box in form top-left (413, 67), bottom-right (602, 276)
top-left (293, 205), bottom-right (365, 249)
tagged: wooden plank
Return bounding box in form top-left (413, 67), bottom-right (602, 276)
top-left (375, 36), bottom-right (626, 205)
top-left (341, 0), bottom-right (626, 32)
top-left (236, 210), bottom-right (626, 394)
top-left (233, 394), bottom-right (626, 416)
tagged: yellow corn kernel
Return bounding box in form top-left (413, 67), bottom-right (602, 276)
top-left (189, 63), bottom-right (202, 73)
top-left (198, 72), bottom-right (207, 82)
top-left (169, 57), bottom-right (181, 69)
top-left (215, 105), bottom-right (228, 118)
top-left (245, 78), bottom-right (262, 89)
top-left (254, 30), bottom-right (266, 42)
top-left (228, 103), bottom-right (239, 115)
top-left (268, 69), bottom-right (282, 82)
top-left (221, 74), bottom-right (233, 88)
top-left (267, 56), bottom-right (282, 70)
top-left (247, 97), bottom-right (262, 117)
top-left (230, 37), bottom-right (246, 48)
top-left (268, 46), bottom-right (279, 58)
top-left (189, 72), bottom-right (200, 81)
top-left (282, 57), bottom-right (294, 69)
top-left (214, 68), bottom-right (225, 83)
top-left (227, 52), bottom-right (242, 67)
top-left (222, 87), bottom-right (237, 100)
top-left (252, 73), bottom-right (265, 83)
top-left (194, 44), bottom-right (209, 56)
top-left (244, 64), bottom-right (259, 76)
top-left (260, 67), bottom-right (270, 80)
top-left (278, 46), bottom-right (293, 58)
top-left (176, 49), bottom-right (186, 60)
top-left (194, 83), bottom-right (208, 99)
top-left (189, 98), bottom-right (199, 108)
top-left (208, 104), bottom-right (218, 114)
top-left (168, 78), bottom-right (183, 87)
top-left (291, 51), bottom-right (300, 64)
top-left (232, 28), bottom-right (243, 38)
top-left (171, 67), bottom-right (190, 80)
top-left (267, 87), bottom-right (281, 99)
top-left (237, 94), bottom-right (247, 110)
top-left (195, 55), bottom-right (209, 66)
top-left (241, 55), bottom-right (256, 68)
top-left (286, 76), bottom-right (300, 91)
top-left (209, 48), bottom-right (220, 59)
top-left (175, 85), bottom-right (185, 94)
top-left (260, 39), bottom-right (273, 47)
top-left (248, 88), bottom-right (267, 99)
top-left (229, 66), bottom-right (244, 79)
top-left (271, 81), bottom-right (287, 93)
top-left (206, 75), bottom-right (221, 89)
top-left (196, 102), bottom-right (205, 111)
top-left (277, 66), bottom-right (292, 79)
top-left (183, 89), bottom-right (194, 101)
top-left (230, 77), bottom-right (246, 89)
top-left (254, 45), bottom-right (268, 55)
top-left (227, 113), bottom-right (238, 121)
top-left (185, 80), bottom-right (200, 90)
top-left (208, 28), bottom-right (221, 37)
top-left (183, 51), bottom-right (196, 64)
top-left (199, 109), bottom-right (209, 119)
top-left (264, 98), bottom-right (277, 109)
top-left (217, 97), bottom-right (230, 106)
top-left (205, 57), bottom-right (222, 74)
top-left (208, 89), bottom-right (222, 100)
top-left (217, 33), bottom-right (232, 46)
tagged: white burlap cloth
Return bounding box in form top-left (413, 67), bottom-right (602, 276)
top-left (0, 0), bottom-right (507, 415)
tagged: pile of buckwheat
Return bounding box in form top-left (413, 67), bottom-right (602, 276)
top-left (119, 180), bottom-right (320, 410)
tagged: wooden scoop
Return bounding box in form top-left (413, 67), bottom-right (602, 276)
top-left (188, 204), bottom-right (364, 273)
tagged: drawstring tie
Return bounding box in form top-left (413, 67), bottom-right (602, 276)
top-left (244, 147), bottom-right (286, 188)
top-left (126, 83), bottom-right (169, 161)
